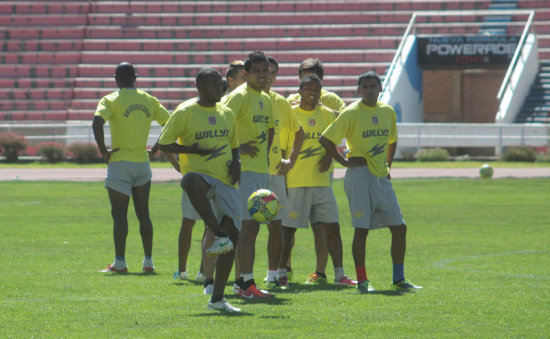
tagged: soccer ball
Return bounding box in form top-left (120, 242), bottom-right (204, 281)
top-left (479, 164), bottom-right (494, 179)
top-left (247, 189), bottom-right (279, 222)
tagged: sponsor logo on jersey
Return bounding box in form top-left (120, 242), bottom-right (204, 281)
top-left (195, 129), bottom-right (230, 140)
top-left (253, 115), bottom-right (269, 124)
top-left (362, 129), bottom-right (389, 138)
top-left (124, 104), bottom-right (152, 118)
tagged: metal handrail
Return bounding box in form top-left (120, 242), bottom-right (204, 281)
top-left (496, 10), bottom-right (535, 100)
top-left (382, 9), bottom-right (535, 99)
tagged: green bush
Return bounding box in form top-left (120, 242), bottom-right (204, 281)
top-left (535, 152), bottom-right (550, 163)
top-left (0, 132), bottom-right (27, 162)
top-left (501, 146), bottom-right (536, 162)
top-left (37, 142), bottom-right (66, 163)
top-left (415, 147), bottom-right (450, 161)
top-left (68, 143), bottom-right (100, 164)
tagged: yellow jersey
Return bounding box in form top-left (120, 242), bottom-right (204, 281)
top-left (321, 100), bottom-right (398, 178)
top-left (158, 100), bottom-right (239, 187)
top-left (286, 105), bottom-right (336, 188)
top-left (267, 91), bottom-right (300, 175)
top-left (94, 88), bottom-right (170, 162)
top-left (222, 83), bottom-right (274, 174)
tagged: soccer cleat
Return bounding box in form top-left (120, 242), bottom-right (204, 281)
top-left (205, 236), bottom-right (234, 257)
top-left (238, 284), bottom-right (275, 299)
top-left (101, 264), bottom-right (127, 273)
top-left (392, 279), bottom-right (423, 291)
top-left (305, 272), bottom-right (327, 285)
top-left (203, 284), bottom-right (214, 295)
top-left (142, 266), bottom-right (155, 273)
top-left (357, 280), bottom-right (375, 294)
top-left (207, 298), bottom-right (241, 313)
top-left (334, 276), bottom-right (357, 286)
top-left (278, 276), bottom-right (289, 290)
top-left (195, 271), bottom-right (205, 282)
top-left (265, 279), bottom-right (279, 289)
top-left (173, 270), bottom-right (188, 280)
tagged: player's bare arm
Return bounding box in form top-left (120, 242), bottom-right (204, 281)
top-left (387, 142), bottom-right (397, 179)
top-left (229, 148), bottom-right (241, 185)
top-left (239, 140), bottom-right (259, 157)
top-left (92, 116), bottom-right (119, 164)
top-left (165, 152), bottom-right (180, 173)
top-left (276, 126), bottom-right (305, 175)
top-left (158, 142), bottom-right (214, 156)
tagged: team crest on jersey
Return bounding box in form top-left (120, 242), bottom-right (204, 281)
top-left (372, 116), bottom-right (378, 125)
top-left (308, 119), bottom-right (315, 127)
top-left (208, 116), bottom-right (216, 125)
top-left (259, 101), bottom-right (264, 110)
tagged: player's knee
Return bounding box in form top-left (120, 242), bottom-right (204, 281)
top-left (390, 224), bottom-right (407, 236)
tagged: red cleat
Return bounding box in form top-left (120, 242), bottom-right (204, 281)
top-left (101, 264), bottom-right (127, 273)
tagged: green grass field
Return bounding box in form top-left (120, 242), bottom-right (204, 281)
top-left (1, 178), bottom-right (549, 338)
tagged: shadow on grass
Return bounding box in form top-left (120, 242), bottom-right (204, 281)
top-left (192, 311), bottom-right (254, 317)
top-left (99, 271), bottom-right (159, 277)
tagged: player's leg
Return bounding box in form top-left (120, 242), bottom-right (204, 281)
top-left (107, 187), bottom-right (130, 270)
top-left (278, 225), bottom-right (297, 288)
top-left (352, 227), bottom-right (373, 293)
top-left (131, 181), bottom-right (154, 268)
top-left (266, 219), bottom-right (283, 286)
top-left (181, 173), bottom-right (232, 256)
top-left (309, 224), bottom-right (328, 283)
top-left (238, 219), bottom-right (260, 288)
top-left (202, 227), bottom-right (216, 294)
top-left (177, 218), bottom-right (195, 275)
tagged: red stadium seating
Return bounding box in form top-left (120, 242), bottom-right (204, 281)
top-left (1, 0), bottom-right (549, 121)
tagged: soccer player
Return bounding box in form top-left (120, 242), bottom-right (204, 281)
top-left (170, 98), bottom-right (217, 295)
top-left (287, 58), bottom-right (347, 112)
top-left (92, 62), bottom-right (170, 273)
top-left (278, 74), bottom-right (355, 288)
top-left (226, 60), bottom-right (247, 93)
top-left (175, 60), bottom-right (246, 285)
top-left (286, 58), bottom-right (347, 282)
top-left (319, 71), bottom-right (422, 293)
top-left (222, 51), bottom-right (275, 298)
top-left (158, 67), bottom-right (242, 312)
top-left (263, 56), bottom-right (304, 288)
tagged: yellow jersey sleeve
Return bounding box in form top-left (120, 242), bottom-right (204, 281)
top-left (268, 91), bottom-right (300, 175)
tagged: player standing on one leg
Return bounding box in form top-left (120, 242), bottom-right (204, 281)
top-left (222, 51), bottom-right (275, 298)
top-left (319, 71), bottom-right (422, 293)
top-left (159, 67), bottom-right (243, 312)
top-left (263, 56), bottom-right (304, 289)
top-left (93, 62), bottom-right (171, 274)
top-left (278, 74), bottom-right (355, 288)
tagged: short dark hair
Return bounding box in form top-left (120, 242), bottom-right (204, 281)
top-left (266, 56), bottom-right (278, 71)
top-left (225, 60), bottom-right (244, 79)
top-left (299, 74), bottom-right (322, 89)
top-left (114, 62), bottom-right (137, 82)
top-left (299, 58), bottom-right (324, 80)
top-left (195, 67), bottom-right (221, 84)
top-left (244, 50), bottom-right (268, 72)
top-left (358, 71), bottom-right (382, 87)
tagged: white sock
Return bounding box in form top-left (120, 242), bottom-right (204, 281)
top-left (278, 267), bottom-right (288, 278)
top-left (267, 269), bottom-right (278, 282)
top-left (114, 258), bottom-right (126, 269)
top-left (241, 273), bottom-right (254, 282)
top-left (143, 257), bottom-right (154, 268)
top-left (334, 267), bottom-right (345, 281)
